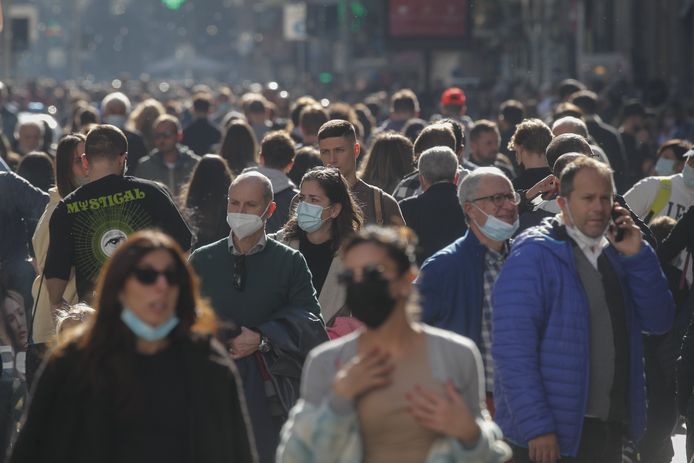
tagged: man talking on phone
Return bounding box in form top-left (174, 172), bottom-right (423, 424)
top-left (491, 156), bottom-right (674, 463)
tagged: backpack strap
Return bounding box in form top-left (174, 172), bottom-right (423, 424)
top-left (644, 177), bottom-right (672, 224)
top-left (373, 188), bottom-right (384, 225)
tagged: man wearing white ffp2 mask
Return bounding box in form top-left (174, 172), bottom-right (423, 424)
top-left (189, 170), bottom-right (326, 462)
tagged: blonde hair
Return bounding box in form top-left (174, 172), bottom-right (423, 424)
top-left (55, 303), bottom-right (95, 342)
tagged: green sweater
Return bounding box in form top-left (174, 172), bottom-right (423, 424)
top-left (189, 237), bottom-right (321, 328)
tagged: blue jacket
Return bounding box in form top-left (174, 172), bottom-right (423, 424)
top-left (418, 230), bottom-right (486, 345)
top-left (491, 218), bottom-right (674, 456)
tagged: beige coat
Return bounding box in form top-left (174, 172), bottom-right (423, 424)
top-left (272, 230), bottom-right (346, 324)
top-left (31, 188), bottom-right (78, 343)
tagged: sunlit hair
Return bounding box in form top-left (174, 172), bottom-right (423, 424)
top-left (55, 303), bottom-right (95, 343)
top-left (358, 132), bottom-right (414, 193)
top-left (55, 133), bottom-right (86, 198)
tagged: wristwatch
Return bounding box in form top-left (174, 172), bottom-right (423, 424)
top-left (258, 335), bottom-right (271, 353)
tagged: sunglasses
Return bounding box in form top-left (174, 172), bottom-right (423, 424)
top-left (337, 265), bottom-right (387, 285)
top-left (232, 255), bottom-right (246, 291)
top-left (133, 267), bottom-right (180, 286)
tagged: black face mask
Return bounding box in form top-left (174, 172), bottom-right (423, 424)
top-left (340, 266), bottom-right (397, 329)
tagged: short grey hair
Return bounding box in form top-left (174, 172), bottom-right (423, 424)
top-left (458, 166), bottom-right (510, 209)
top-left (101, 92), bottom-right (132, 115)
top-left (230, 171), bottom-right (274, 207)
top-left (552, 116), bottom-right (588, 139)
top-left (418, 147), bottom-right (458, 185)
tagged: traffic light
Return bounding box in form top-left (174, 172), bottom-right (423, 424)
top-left (161, 0), bottom-right (186, 11)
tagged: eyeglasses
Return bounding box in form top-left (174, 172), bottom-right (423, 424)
top-left (154, 131), bottom-right (176, 139)
top-left (232, 254), bottom-right (246, 291)
top-left (471, 191), bottom-right (521, 207)
top-left (133, 267), bottom-right (180, 286)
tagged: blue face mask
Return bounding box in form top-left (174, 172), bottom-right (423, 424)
top-left (683, 162), bottom-right (694, 189)
top-left (472, 203), bottom-right (519, 241)
top-left (296, 201), bottom-right (331, 233)
top-left (655, 157), bottom-right (676, 176)
top-left (120, 307), bottom-right (179, 342)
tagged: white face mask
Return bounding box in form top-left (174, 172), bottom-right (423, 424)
top-left (227, 203), bottom-right (270, 239)
top-left (563, 205), bottom-right (609, 249)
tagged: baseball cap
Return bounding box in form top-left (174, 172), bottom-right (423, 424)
top-left (441, 87), bottom-right (466, 106)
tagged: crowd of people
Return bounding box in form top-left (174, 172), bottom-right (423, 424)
top-left (0, 75), bottom-right (693, 463)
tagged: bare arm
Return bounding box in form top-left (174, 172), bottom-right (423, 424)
top-left (45, 277), bottom-right (69, 314)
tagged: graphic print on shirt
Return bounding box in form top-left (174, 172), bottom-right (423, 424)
top-left (70, 192), bottom-right (153, 284)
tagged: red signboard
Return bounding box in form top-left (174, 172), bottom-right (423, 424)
top-left (389, 0), bottom-right (467, 38)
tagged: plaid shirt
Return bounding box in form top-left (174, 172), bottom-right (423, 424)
top-left (481, 246), bottom-right (507, 392)
top-left (392, 166), bottom-right (469, 202)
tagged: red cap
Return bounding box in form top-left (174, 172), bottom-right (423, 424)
top-left (441, 87), bottom-right (466, 106)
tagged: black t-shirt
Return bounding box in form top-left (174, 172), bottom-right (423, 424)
top-left (512, 167), bottom-right (552, 191)
top-left (299, 234), bottom-right (334, 294)
top-left (44, 174), bottom-right (191, 300)
top-left (114, 344), bottom-right (188, 463)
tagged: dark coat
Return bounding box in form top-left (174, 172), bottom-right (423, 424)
top-left (399, 182), bottom-right (467, 265)
top-left (586, 118), bottom-right (628, 192)
top-left (9, 335), bottom-right (258, 463)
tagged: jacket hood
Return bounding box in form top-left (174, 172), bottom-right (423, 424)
top-left (243, 166), bottom-right (295, 193)
top-left (512, 216), bottom-right (575, 264)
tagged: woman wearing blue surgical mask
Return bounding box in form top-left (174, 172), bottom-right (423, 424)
top-left (274, 167), bottom-right (364, 338)
top-left (10, 230), bottom-right (257, 463)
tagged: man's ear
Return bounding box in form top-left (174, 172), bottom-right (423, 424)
top-left (176, 131), bottom-right (183, 142)
top-left (284, 161), bottom-right (294, 174)
top-left (453, 172), bottom-right (459, 184)
top-left (81, 153), bottom-right (89, 171)
top-left (353, 142), bottom-right (360, 159)
top-left (259, 153), bottom-right (266, 166)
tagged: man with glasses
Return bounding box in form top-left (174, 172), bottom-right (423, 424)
top-left (418, 167), bottom-right (519, 413)
top-left (189, 171), bottom-right (325, 463)
top-left (136, 114), bottom-right (200, 196)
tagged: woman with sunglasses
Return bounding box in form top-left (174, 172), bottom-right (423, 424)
top-left (10, 230), bottom-right (257, 463)
top-left (30, 134), bottom-right (87, 349)
top-left (274, 167), bottom-right (364, 338)
top-left (277, 226), bottom-right (510, 463)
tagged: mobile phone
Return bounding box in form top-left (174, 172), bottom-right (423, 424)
top-left (611, 207), bottom-right (625, 242)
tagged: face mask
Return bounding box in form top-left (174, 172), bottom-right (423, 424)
top-left (120, 307), bottom-right (179, 342)
top-left (344, 268), bottom-right (397, 329)
top-left (227, 203), bottom-right (270, 239)
top-left (296, 201), bottom-right (331, 233)
top-left (472, 203), bottom-right (519, 241)
top-left (563, 205), bottom-right (608, 248)
top-left (655, 157), bottom-right (676, 176)
top-left (683, 162), bottom-right (694, 189)
top-left (104, 115), bottom-right (126, 128)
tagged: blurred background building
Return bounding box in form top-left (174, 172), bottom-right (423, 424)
top-left (1, 0), bottom-right (693, 104)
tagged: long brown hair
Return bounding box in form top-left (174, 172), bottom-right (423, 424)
top-left (55, 133), bottom-right (86, 198)
top-left (58, 230), bottom-right (215, 395)
top-left (358, 132), bottom-right (414, 194)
